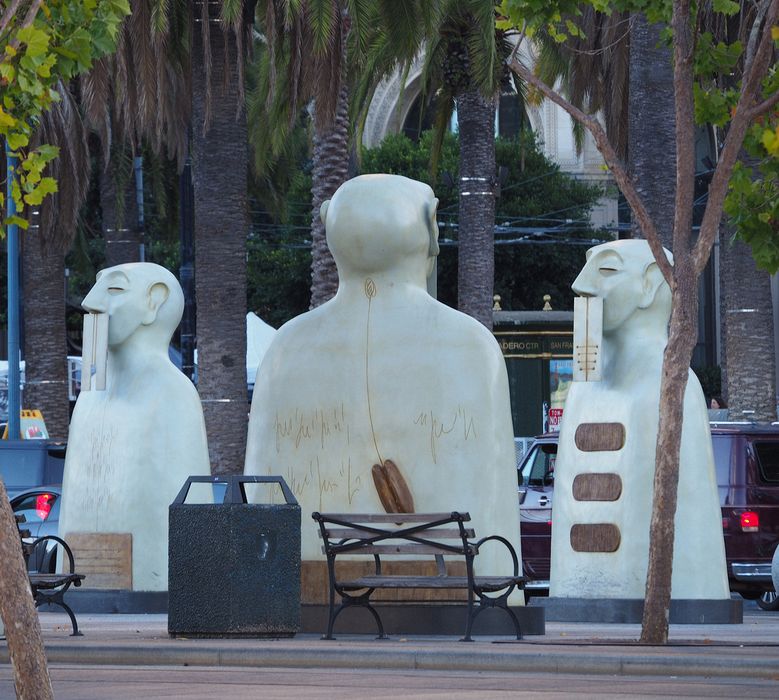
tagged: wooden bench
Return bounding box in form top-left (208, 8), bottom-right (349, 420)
top-left (16, 515), bottom-right (85, 636)
top-left (312, 511), bottom-right (525, 641)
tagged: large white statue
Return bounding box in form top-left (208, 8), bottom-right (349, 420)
top-left (245, 174), bottom-right (521, 594)
top-left (550, 239), bottom-right (729, 600)
top-left (59, 263), bottom-right (211, 591)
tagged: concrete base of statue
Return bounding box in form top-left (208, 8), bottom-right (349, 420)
top-left (539, 597), bottom-right (743, 624)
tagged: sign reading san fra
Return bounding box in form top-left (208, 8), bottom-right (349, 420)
top-left (495, 332), bottom-right (573, 358)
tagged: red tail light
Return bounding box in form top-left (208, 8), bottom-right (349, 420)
top-left (35, 493), bottom-right (54, 521)
top-left (740, 511), bottom-right (759, 532)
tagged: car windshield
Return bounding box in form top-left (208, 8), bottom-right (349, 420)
top-left (520, 444), bottom-right (557, 487)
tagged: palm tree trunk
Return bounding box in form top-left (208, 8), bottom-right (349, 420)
top-left (309, 16), bottom-right (350, 309)
top-left (100, 148), bottom-right (141, 267)
top-left (192, 12), bottom-right (249, 475)
top-left (456, 86), bottom-right (496, 329)
top-left (720, 233), bottom-right (777, 422)
top-left (627, 15), bottom-right (675, 246)
top-left (21, 229), bottom-right (70, 439)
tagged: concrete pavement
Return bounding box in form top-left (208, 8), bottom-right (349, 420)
top-left (3, 603), bottom-right (779, 681)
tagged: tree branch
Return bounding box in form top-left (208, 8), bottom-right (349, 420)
top-left (746, 88), bottom-right (779, 121)
top-left (508, 55), bottom-right (675, 285)
top-left (0, 0), bottom-right (24, 39)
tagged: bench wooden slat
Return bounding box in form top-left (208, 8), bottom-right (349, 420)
top-left (319, 512), bottom-right (469, 523)
top-left (340, 575), bottom-right (524, 591)
top-left (341, 544), bottom-right (466, 555)
top-left (320, 528), bottom-right (475, 540)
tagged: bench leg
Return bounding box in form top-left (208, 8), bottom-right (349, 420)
top-left (35, 594), bottom-right (83, 637)
top-left (461, 595), bottom-right (523, 642)
top-left (462, 594), bottom-right (476, 642)
top-left (322, 592), bottom-right (388, 640)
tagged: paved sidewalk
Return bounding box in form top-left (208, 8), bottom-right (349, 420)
top-left (3, 605), bottom-right (779, 680)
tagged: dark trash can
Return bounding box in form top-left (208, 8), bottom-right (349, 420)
top-left (168, 475), bottom-right (301, 638)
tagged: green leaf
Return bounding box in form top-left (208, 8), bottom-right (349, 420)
top-left (712, 0), bottom-right (740, 16)
top-left (6, 132), bottom-right (29, 150)
top-left (16, 26), bottom-right (51, 57)
top-left (5, 215), bottom-right (29, 230)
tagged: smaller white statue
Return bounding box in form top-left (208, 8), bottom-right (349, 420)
top-left (59, 263), bottom-right (211, 592)
top-left (550, 239), bottom-right (729, 600)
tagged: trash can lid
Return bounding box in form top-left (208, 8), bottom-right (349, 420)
top-left (172, 474), bottom-right (298, 506)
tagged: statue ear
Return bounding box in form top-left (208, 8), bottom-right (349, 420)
top-left (319, 199), bottom-right (330, 226)
top-left (426, 198), bottom-right (440, 258)
top-left (639, 262), bottom-right (666, 309)
top-left (143, 282), bottom-right (170, 325)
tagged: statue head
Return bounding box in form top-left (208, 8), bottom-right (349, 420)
top-left (572, 239), bottom-right (673, 333)
top-left (82, 263), bottom-right (184, 349)
top-left (320, 174), bottom-right (439, 279)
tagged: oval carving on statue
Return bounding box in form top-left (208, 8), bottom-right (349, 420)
top-left (572, 473), bottom-right (622, 501)
top-left (570, 523), bottom-right (621, 552)
top-left (574, 422), bottom-right (626, 452)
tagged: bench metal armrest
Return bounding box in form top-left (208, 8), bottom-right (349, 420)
top-left (26, 535), bottom-right (76, 575)
top-left (471, 535), bottom-right (520, 578)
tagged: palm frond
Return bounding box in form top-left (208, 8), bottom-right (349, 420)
top-left (307, 0), bottom-right (338, 55)
top-left (32, 82), bottom-right (90, 255)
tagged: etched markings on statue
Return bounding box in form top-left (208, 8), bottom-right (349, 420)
top-left (413, 406), bottom-right (476, 463)
top-left (282, 455), bottom-right (362, 511)
top-left (273, 404), bottom-right (350, 453)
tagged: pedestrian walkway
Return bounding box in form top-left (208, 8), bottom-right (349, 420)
top-left (3, 604), bottom-right (779, 681)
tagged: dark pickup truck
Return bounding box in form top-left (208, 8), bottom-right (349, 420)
top-left (517, 422), bottom-right (779, 609)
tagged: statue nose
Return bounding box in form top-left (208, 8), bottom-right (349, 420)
top-left (572, 272), bottom-right (596, 298)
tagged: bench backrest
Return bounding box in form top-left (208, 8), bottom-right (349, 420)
top-left (312, 512), bottom-right (477, 561)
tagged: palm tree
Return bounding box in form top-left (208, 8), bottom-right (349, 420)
top-left (254, 0), bottom-right (436, 307)
top-left (191, 0), bottom-right (252, 474)
top-left (419, 1), bottom-right (508, 328)
top-left (627, 15), bottom-right (675, 246)
top-left (20, 86), bottom-right (90, 440)
top-left (79, 1), bottom-right (253, 474)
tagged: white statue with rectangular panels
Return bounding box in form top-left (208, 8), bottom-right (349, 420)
top-left (244, 174), bottom-right (521, 599)
top-left (59, 263), bottom-right (211, 592)
top-left (550, 239), bottom-right (728, 600)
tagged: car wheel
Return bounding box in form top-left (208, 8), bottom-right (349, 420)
top-left (757, 590), bottom-right (779, 611)
top-left (740, 591), bottom-right (761, 601)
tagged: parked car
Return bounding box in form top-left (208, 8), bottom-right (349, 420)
top-left (11, 485), bottom-right (61, 540)
top-left (517, 422), bottom-right (779, 609)
top-left (10, 485), bottom-right (62, 572)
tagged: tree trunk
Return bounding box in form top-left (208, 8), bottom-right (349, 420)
top-left (0, 479), bottom-right (53, 700)
top-left (309, 19), bottom-right (350, 310)
top-left (192, 13), bottom-right (249, 475)
top-left (456, 86), bottom-right (496, 329)
top-left (720, 233), bottom-right (777, 422)
top-left (21, 231), bottom-right (70, 440)
top-left (627, 16), bottom-right (676, 247)
top-left (641, 264), bottom-right (700, 643)
top-left (99, 148), bottom-right (141, 268)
